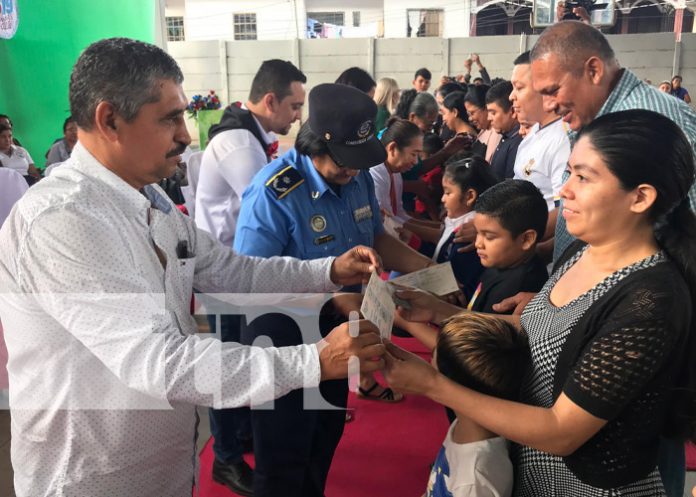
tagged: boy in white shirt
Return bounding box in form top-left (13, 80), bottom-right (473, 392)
top-left (426, 313), bottom-right (531, 497)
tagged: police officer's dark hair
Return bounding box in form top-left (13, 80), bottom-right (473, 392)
top-left (248, 59), bottom-right (307, 104)
top-left (295, 121), bottom-right (330, 157)
top-left (0, 114), bottom-right (11, 125)
top-left (63, 116), bottom-right (75, 133)
top-left (443, 155), bottom-right (499, 200)
top-left (0, 124), bottom-right (10, 134)
top-left (443, 91), bottom-right (470, 123)
top-left (485, 81), bottom-right (514, 112)
top-left (69, 38), bottom-right (183, 130)
top-left (514, 51), bottom-right (531, 66)
top-left (474, 179), bottom-right (548, 241)
top-left (464, 85), bottom-right (490, 110)
top-left (414, 68), bottom-right (432, 81)
top-left (335, 67), bottom-right (376, 94)
top-left (395, 90), bottom-right (438, 120)
top-left (380, 117), bottom-right (421, 150)
top-left (436, 82), bottom-right (464, 99)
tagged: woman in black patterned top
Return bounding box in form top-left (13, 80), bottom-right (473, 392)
top-left (384, 110), bottom-right (696, 496)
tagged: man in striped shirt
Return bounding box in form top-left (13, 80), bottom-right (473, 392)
top-left (529, 20), bottom-right (696, 262)
top-left (520, 20), bottom-right (695, 497)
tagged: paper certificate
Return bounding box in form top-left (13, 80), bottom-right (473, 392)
top-left (390, 262), bottom-right (460, 296)
top-left (360, 272), bottom-right (396, 340)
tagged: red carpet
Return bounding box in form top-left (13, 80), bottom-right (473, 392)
top-left (687, 442), bottom-right (696, 471)
top-left (197, 336), bottom-right (449, 497)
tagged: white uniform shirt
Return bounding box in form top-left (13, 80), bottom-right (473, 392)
top-left (513, 119), bottom-right (570, 211)
top-left (370, 163), bottom-right (410, 225)
top-left (0, 142), bottom-right (339, 497)
top-left (433, 211), bottom-right (475, 262)
top-left (0, 167), bottom-right (28, 228)
top-left (194, 110), bottom-right (276, 247)
top-left (0, 144), bottom-right (33, 176)
top-left (426, 420), bottom-right (513, 497)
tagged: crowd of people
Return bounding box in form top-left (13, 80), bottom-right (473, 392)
top-left (1, 19), bottom-right (696, 497)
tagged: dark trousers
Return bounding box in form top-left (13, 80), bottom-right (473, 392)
top-left (208, 314), bottom-right (252, 464)
top-left (242, 304), bottom-right (348, 497)
top-left (658, 437), bottom-right (685, 497)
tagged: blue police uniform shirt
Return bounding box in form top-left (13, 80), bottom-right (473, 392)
top-left (234, 148), bottom-right (384, 260)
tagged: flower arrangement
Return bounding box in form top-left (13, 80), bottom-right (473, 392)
top-left (186, 90), bottom-right (222, 120)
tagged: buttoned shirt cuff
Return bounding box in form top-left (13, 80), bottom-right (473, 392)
top-left (305, 344), bottom-right (323, 388)
top-left (322, 256), bottom-right (342, 292)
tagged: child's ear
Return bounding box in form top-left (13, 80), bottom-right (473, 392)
top-left (519, 229), bottom-right (538, 251)
top-left (386, 141), bottom-right (398, 155)
top-left (465, 188), bottom-right (477, 208)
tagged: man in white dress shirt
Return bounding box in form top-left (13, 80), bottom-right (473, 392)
top-left (195, 60), bottom-right (305, 248)
top-left (194, 59), bottom-right (306, 495)
top-left (0, 37), bottom-right (384, 497)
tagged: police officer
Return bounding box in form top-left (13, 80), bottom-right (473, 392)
top-left (234, 83), bottom-right (433, 497)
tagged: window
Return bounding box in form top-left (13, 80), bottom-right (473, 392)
top-left (406, 9), bottom-right (444, 37)
top-left (233, 13), bottom-right (257, 40)
top-left (353, 11), bottom-right (361, 27)
top-left (165, 16), bottom-right (185, 42)
top-left (307, 11), bottom-right (345, 26)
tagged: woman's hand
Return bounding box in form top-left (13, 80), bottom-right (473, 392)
top-left (383, 341), bottom-right (440, 396)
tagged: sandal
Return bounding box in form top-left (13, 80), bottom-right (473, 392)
top-left (357, 381), bottom-right (404, 403)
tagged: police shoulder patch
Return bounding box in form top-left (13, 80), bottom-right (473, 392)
top-left (265, 166), bottom-right (305, 200)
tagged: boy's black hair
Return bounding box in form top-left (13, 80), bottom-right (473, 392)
top-left (443, 155), bottom-right (499, 198)
top-left (474, 179), bottom-right (548, 241)
top-left (437, 313), bottom-right (531, 401)
top-left (414, 67), bottom-right (432, 81)
top-left (437, 81), bottom-right (464, 98)
top-left (422, 132), bottom-right (444, 156)
top-left (485, 81), bottom-right (514, 112)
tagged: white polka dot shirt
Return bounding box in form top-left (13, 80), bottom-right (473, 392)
top-left (0, 142), bottom-right (340, 497)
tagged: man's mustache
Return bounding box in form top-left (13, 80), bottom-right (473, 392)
top-left (166, 143), bottom-right (187, 158)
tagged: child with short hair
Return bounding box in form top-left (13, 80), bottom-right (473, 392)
top-left (468, 179), bottom-right (549, 313)
top-left (426, 313), bottom-right (531, 497)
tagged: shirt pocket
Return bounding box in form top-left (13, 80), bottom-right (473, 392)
top-left (172, 257), bottom-right (196, 318)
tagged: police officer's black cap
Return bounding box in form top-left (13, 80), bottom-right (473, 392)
top-left (308, 83), bottom-right (387, 170)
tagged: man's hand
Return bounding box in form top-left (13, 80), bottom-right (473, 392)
top-left (330, 246), bottom-right (382, 286)
top-left (453, 221), bottom-right (477, 253)
top-left (318, 319), bottom-right (384, 380)
top-left (463, 58), bottom-right (473, 72)
top-left (491, 291), bottom-right (536, 315)
top-left (471, 53), bottom-right (482, 67)
top-left (383, 341), bottom-right (439, 396)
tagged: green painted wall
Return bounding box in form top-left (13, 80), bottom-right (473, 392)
top-left (0, 1), bottom-right (155, 169)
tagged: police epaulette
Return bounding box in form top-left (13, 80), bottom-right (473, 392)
top-left (265, 165), bottom-right (305, 200)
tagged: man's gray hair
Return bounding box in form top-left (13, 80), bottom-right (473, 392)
top-left (69, 38), bottom-right (184, 130)
top-left (530, 21), bottom-right (616, 75)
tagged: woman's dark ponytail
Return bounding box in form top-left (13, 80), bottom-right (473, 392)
top-left (655, 198), bottom-right (696, 441)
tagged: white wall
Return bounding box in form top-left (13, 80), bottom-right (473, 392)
top-left (383, 0), bottom-right (471, 39)
top-left (165, 0), bottom-right (186, 17)
top-left (184, 0), bottom-right (302, 40)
